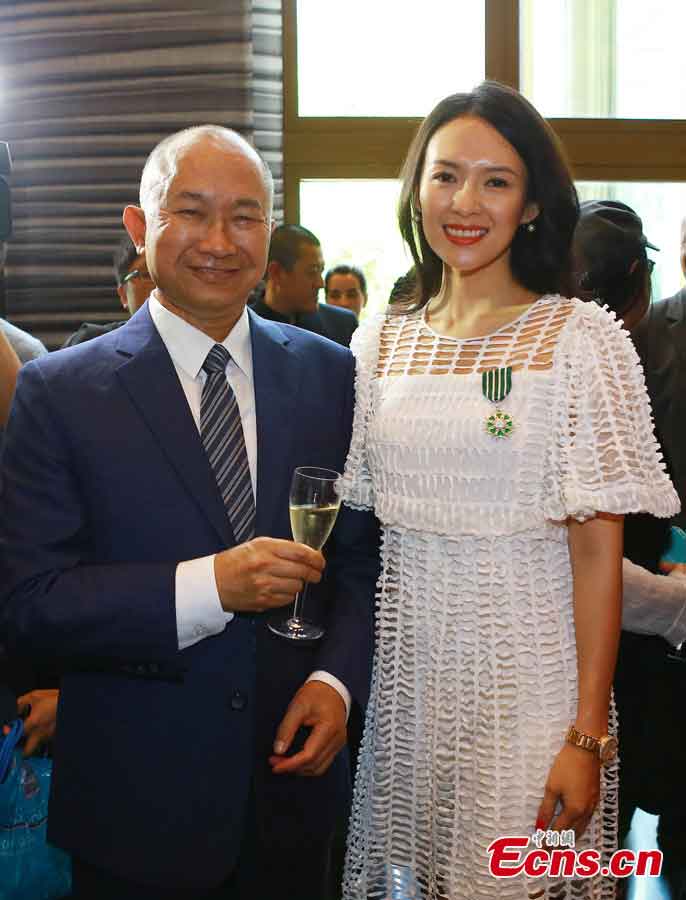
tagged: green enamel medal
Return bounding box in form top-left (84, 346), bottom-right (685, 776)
top-left (482, 367), bottom-right (514, 438)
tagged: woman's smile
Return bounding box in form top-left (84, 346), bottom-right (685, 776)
top-left (443, 225), bottom-right (489, 245)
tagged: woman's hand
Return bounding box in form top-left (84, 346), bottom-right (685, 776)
top-left (2, 689), bottom-right (60, 756)
top-left (535, 744), bottom-right (600, 839)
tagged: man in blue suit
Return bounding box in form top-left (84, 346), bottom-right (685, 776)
top-left (0, 126), bottom-right (378, 899)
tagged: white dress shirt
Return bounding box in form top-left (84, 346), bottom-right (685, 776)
top-left (149, 295), bottom-right (350, 714)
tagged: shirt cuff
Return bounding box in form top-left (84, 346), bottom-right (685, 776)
top-left (306, 671), bottom-right (351, 721)
top-left (176, 555), bottom-right (234, 650)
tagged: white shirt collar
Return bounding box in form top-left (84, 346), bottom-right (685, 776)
top-left (148, 292), bottom-right (252, 380)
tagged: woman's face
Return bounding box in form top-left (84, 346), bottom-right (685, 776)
top-left (418, 115), bottom-right (538, 278)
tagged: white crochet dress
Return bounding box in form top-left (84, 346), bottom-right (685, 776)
top-left (339, 295), bottom-right (679, 900)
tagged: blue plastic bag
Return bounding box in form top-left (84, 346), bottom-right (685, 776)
top-left (0, 720), bottom-right (71, 900)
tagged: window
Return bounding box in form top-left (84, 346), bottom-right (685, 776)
top-left (296, 0), bottom-right (485, 117)
top-left (300, 179), bottom-right (407, 315)
top-left (284, 0), bottom-right (686, 307)
top-left (521, 0), bottom-right (686, 119)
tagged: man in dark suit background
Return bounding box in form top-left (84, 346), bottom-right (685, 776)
top-left (632, 214), bottom-right (686, 529)
top-left (0, 126), bottom-right (378, 900)
top-left (628, 217), bottom-right (686, 896)
top-left (250, 224), bottom-right (358, 347)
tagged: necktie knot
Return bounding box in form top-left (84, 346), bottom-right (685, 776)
top-left (203, 344), bottom-right (231, 375)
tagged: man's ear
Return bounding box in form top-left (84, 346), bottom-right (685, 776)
top-left (521, 201), bottom-right (540, 225)
top-left (123, 206), bottom-right (146, 254)
top-left (266, 260), bottom-right (282, 284)
top-left (116, 285), bottom-right (129, 311)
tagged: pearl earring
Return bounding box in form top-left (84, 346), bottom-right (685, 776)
top-left (526, 222), bottom-right (536, 233)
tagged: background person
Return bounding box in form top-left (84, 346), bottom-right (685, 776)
top-left (0, 326), bottom-right (20, 427)
top-left (113, 233), bottom-right (155, 317)
top-left (0, 243), bottom-right (48, 363)
top-left (632, 213), bottom-right (686, 532)
top-left (250, 224), bottom-right (358, 347)
top-left (0, 317), bottom-right (47, 363)
top-left (324, 264), bottom-right (367, 318)
top-left (575, 201), bottom-right (686, 900)
top-left (62, 234), bottom-right (155, 347)
top-left (338, 82), bottom-right (678, 900)
top-left (0, 244), bottom-right (47, 363)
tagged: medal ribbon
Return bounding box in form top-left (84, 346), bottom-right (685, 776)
top-left (482, 366), bottom-right (512, 404)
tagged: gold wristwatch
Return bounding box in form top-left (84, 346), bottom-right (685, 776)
top-left (565, 725), bottom-right (618, 766)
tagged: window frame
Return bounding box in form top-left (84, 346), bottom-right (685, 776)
top-left (283, 0), bottom-right (686, 223)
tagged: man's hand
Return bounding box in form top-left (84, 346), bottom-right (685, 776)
top-left (214, 537), bottom-right (324, 613)
top-left (660, 560), bottom-right (686, 576)
top-left (269, 681), bottom-right (347, 777)
top-left (1, 689), bottom-right (60, 756)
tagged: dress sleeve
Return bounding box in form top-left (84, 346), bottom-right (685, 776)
top-left (337, 313), bottom-right (385, 511)
top-left (546, 302), bottom-right (680, 523)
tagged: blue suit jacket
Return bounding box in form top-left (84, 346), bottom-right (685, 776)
top-left (0, 305), bottom-right (379, 890)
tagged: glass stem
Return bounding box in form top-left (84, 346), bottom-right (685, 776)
top-left (291, 583), bottom-right (309, 623)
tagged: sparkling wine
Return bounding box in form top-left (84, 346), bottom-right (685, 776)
top-left (289, 502), bottom-right (339, 549)
top-left (270, 466), bottom-right (341, 642)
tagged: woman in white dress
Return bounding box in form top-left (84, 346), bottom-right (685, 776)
top-left (339, 82), bottom-right (679, 900)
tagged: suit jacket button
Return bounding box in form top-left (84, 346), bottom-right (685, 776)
top-left (230, 690), bottom-right (247, 711)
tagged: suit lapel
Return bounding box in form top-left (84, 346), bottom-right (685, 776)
top-left (114, 308), bottom-right (233, 546)
top-left (249, 310), bottom-right (302, 537)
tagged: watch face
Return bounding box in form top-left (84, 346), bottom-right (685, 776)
top-left (600, 736), bottom-right (618, 764)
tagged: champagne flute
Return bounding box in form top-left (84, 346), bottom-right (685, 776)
top-left (268, 466), bottom-right (341, 641)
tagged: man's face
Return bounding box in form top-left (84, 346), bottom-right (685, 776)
top-left (117, 252), bottom-right (155, 316)
top-left (325, 272), bottom-right (366, 317)
top-left (277, 242), bottom-right (325, 314)
top-left (127, 136), bottom-right (271, 336)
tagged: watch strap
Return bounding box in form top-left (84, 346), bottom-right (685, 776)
top-left (566, 725), bottom-right (600, 754)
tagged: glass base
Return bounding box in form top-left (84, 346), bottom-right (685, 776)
top-left (268, 616), bottom-right (325, 641)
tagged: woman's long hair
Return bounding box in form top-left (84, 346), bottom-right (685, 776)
top-left (397, 81), bottom-right (579, 311)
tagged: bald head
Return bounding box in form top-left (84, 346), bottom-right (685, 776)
top-left (123, 124), bottom-right (273, 341)
top-left (139, 125), bottom-right (274, 217)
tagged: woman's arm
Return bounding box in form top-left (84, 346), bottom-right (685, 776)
top-left (0, 326), bottom-right (21, 425)
top-left (536, 513), bottom-right (623, 837)
top-left (569, 513), bottom-right (623, 736)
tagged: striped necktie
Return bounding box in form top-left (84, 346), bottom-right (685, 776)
top-left (200, 344), bottom-right (255, 544)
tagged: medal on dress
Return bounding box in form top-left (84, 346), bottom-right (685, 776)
top-left (482, 367), bottom-right (514, 438)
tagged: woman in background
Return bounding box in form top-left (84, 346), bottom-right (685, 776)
top-left (339, 82), bottom-right (678, 899)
